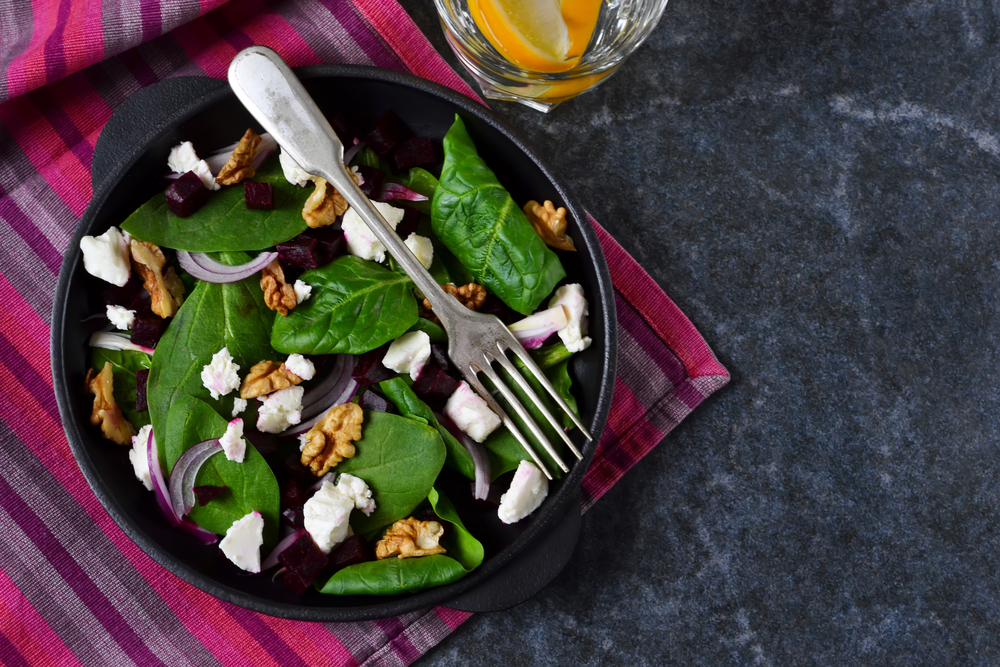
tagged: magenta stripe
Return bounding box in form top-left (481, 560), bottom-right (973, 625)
top-left (0, 185), bottom-right (62, 274)
top-left (119, 47), bottom-right (159, 89)
top-left (205, 8), bottom-right (255, 52)
top-left (319, 0), bottom-right (403, 70)
top-left (0, 332), bottom-right (59, 422)
top-left (671, 380), bottom-right (707, 411)
top-left (42, 0), bottom-right (72, 82)
top-left (224, 607), bottom-right (311, 667)
top-left (0, 473), bottom-right (166, 666)
top-left (0, 627), bottom-right (29, 667)
top-left (616, 294), bottom-right (688, 387)
top-left (29, 87), bottom-right (94, 172)
top-left (141, 0), bottom-right (163, 42)
top-left (373, 617), bottom-right (421, 663)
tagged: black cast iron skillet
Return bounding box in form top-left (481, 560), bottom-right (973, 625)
top-left (51, 66), bottom-right (617, 621)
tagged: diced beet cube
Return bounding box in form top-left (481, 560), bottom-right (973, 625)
top-left (102, 279), bottom-right (146, 311)
top-left (135, 369), bottom-right (149, 412)
top-left (244, 181), bottom-right (274, 210)
top-left (414, 505), bottom-right (442, 523)
top-left (412, 364), bottom-right (461, 409)
top-left (282, 507), bottom-right (305, 530)
top-left (360, 390), bottom-right (396, 414)
top-left (165, 171), bottom-right (208, 218)
top-left (392, 137), bottom-right (436, 171)
top-left (282, 451), bottom-right (310, 480)
top-left (306, 225), bottom-right (345, 264)
top-left (244, 425), bottom-right (277, 457)
top-left (352, 345), bottom-right (396, 387)
top-left (194, 485), bottom-right (227, 506)
top-left (479, 294), bottom-right (518, 325)
top-left (365, 111), bottom-right (406, 156)
top-left (278, 532), bottom-right (329, 594)
top-left (130, 310), bottom-right (164, 348)
top-left (356, 165), bottom-right (384, 199)
top-left (395, 206), bottom-right (420, 240)
top-left (429, 343), bottom-right (450, 372)
top-left (328, 534), bottom-right (372, 572)
top-left (277, 235), bottom-right (322, 269)
top-left (281, 478), bottom-right (305, 510)
top-left (329, 112), bottom-right (357, 145)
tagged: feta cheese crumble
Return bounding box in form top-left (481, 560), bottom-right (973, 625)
top-left (106, 304), bottom-right (136, 330)
top-left (80, 226), bottom-right (131, 287)
top-left (219, 418), bottom-right (246, 463)
top-left (498, 461), bottom-right (549, 524)
top-left (200, 347), bottom-right (241, 400)
top-left (548, 284), bottom-right (591, 353)
top-left (382, 331), bottom-right (431, 381)
top-left (444, 381), bottom-right (501, 443)
top-left (336, 473), bottom-right (376, 516)
top-left (279, 149), bottom-right (317, 187)
top-left (219, 511), bottom-right (264, 573)
top-left (303, 480), bottom-right (355, 553)
top-left (404, 233), bottom-right (434, 270)
top-left (167, 141), bottom-right (219, 191)
top-left (293, 279), bottom-right (312, 303)
top-left (129, 424), bottom-right (153, 491)
top-left (256, 386), bottom-right (304, 433)
top-left (231, 398), bottom-right (247, 418)
top-left (285, 353), bottom-right (315, 381)
top-left (341, 202), bottom-right (405, 263)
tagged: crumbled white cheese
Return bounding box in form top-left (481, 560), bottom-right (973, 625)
top-left (341, 202), bottom-right (405, 263)
top-left (285, 353), bottom-right (315, 381)
top-left (298, 433), bottom-right (309, 452)
top-left (498, 461), bottom-right (549, 524)
top-left (129, 424), bottom-right (153, 491)
top-left (219, 511), bottom-right (264, 573)
top-left (336, 473), bottom-right (376, 516)
top-left (404, 233), bottom-right (434, 270)
top-left (167, 141), bottom-right (219, 190)
top-left (444, 381), bottom-right (501, 443)
top-left (106, 304), bottom-right (136, 330)
top-left (382, 331), bottom-right (431, 381)
top-left (219, 418), bottom-right (246, 463)
top-left (303, 480), bottom-right (355, 553)
top-left (231, 398), bottom-right (247, 418)
top-left (279, 149), bottom-right (317, 187)
top-left (548, 284), bottom-right (591, 353)
top-left (80, 226), bottom-right (131, 287)
top-left (256, 386), bottom-right (304, 433)
top-left (201, 347), bottom-right (241, 400)
top-left (293, 279), bottom-right (312, 303)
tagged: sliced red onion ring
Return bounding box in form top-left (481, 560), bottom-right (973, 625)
top-left (203, 132), bottom-right (278, 174)
top-left (280, 378), bottom-right (359, 438)
top-left (301, 355), bottom-right (356, 417)
top-left (90, 332), bottom-right (155, 356)
top-left (261, 528), bottom-right (308, 570)
top-left (436, 412), bottom-right (491, 500)
top-left (179, 519), bottom-right (219, 544)
top-left (508, 305), bottom-right (569, 349)
top-left (168, 438), bottom-right (223, 520)
top-left (343, 139), bottom-right (365, 166)
top-left (177, 250), bottom-right (277, 284)
top-left (377, 182), bottom-right (429, 202)
top-left (147, 430), bottom-right (180, 526)
top-left (309, 472), bottom-right (335, 493)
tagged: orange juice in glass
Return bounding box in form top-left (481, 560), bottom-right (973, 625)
top-left (434, 0), bottom-right (670, 112)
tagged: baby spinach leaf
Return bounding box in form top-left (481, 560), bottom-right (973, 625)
top-left (336, 411), bottom-right (446, 534)
top-left (147, 252), bottom-right (274, 465)
top-left (548, 358), bottom-right (579, 430)
top-left (530, 341), bottom-right (572, 370)
top-left (352, 146), bottom-right (385, 170)
top-left (271, 256), bottom-right (418, 355)
top-left (319, 487), bottom-right (483, 595)
top-left (91, 348), bottom-right (152, 429)
top-left (164, 396), bottom-right (279, 545)
top-left (405, 317), bottom-right (447, 343)
top-left (120, 158), bottom-right (310, 252)
top-left (432, 116), bottom-right (565, 315)
top-left (378, 378), bottom-right (475, 480)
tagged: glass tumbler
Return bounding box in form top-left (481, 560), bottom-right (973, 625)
top-left (433, 0), bottom-right (670, 112)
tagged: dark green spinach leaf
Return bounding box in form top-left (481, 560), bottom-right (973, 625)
top-left (432, 116), bottom-right (565, 315)
top-left (530, 341), bottom-right (572, 370)
top-left (405, 317), bottom-right (447, 343)
top-left (91, 348), bottom-right (152, 429)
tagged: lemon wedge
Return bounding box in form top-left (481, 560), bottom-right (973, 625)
top-left (470, 0), bottom-right (575, 72)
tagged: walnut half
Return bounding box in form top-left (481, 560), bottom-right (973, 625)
top-left (421, 283), bottom-right (487, 314)
top-left (260, 259), bottom-right (297, 316)
top-left (130, 240), bottom-right (185, 318)
top-left (375, 518), bottom-right (447, 559)
top-left (215, 128), bottom-right (262, 185)
top-left (85, 362), bottom-right (136, 445)
top-left (240, 360), bottom-right (304, 399)
top-left (300, 403), bottom-right (363, 476)
top-left (302, 178), bottom-right (349, 228)
top-left (523, 200), bottom-right (576, 252)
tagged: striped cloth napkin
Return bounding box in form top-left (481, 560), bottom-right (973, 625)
top-left (0, 1), bottom-right (729, 664)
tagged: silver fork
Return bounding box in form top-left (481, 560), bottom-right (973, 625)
top-left (228, 46), bottom-right (590, 479)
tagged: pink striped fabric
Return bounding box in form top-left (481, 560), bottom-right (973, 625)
top-left (0, 1), bottom-right (728, 664)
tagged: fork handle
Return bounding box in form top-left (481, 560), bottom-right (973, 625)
top-left (227, 46), bottom-right (464, 325)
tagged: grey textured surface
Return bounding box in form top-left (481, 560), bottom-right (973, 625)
top-left (409, 0), bottom-right (1000, 664)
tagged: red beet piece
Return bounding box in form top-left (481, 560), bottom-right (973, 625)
top-left (282, 451), bottom-right (310, 480)
top-left (392, 137), bottom-right (436, 171)
top-left (306, 225), bottom-right (345, 264)
top-left (329, 112), bottom-right (357, 145)
top-left (244, 181), bottom-right (274, 210)
top-left (194, 485), bottom-right (227, 506)
top-left (479, 294), bottom-right (518, 325)
top-left (412, 364), bottom-right (460, 408)
top-left (356, 165), bottom-right (384, 199)
top-left (165, 171), bottom-right (208, 218)
top-left (365, 111), bottom-right (406, 156)
top-left (360, 390), bottom-right (396, 414)
top-left (102, 279), bottom-right (146, 311)
top-left (243, 425), bottom-right (277, 457)
top-left (328, 534), bottom-right (372, 572)
top-left (395, 206), bottom-right (420, 240)
top-left (282, 507), bottom-right (305, 531)
top-left (414, 505), bottom-right (442, 523)
top-left (135, 369), bottom-right (149, 412)
top-left (278, 532), bottom-right (329, 594)
top-left (130, 310), bottom-right (164, 348)
top-left (281, 478), bottom-right (305, 510)
top-left (429, 343), bottom-right (450, 372)
top-left (277, 235), bottom-right (321, 269)
top-left (352, 345), bottom-right (396, 387)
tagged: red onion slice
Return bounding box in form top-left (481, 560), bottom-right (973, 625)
top-left (301, 355), bottom-right (356, 417)
top-left (168, 438), bottom-right (223, 519)
top-left (146, 430), bottom-right (180, 526)
top-left (508, 305), bottom-right (569, 349)
top-left (90, 332), bottom-right (155, 356)
top-left (436, 412), bottom-right (491, 500)
top-left (203, 133), bottom-right (278, 173)
top-left (376, 182), bottom-right (429, 202)
top-left (343, 139), bottom-right (365, 166)
top-left (179, 519), bottom-right (219, 544)
top-left (261, 528), bottom-right (307, 570)
top-left (308, 472), bottom-right (335, 494)
top-left (177, 250), bottom-right (277, 284)
top-left (280, 378), bottom-right (359, 438)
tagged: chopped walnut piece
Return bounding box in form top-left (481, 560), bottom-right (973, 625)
top-left (523, 200), bottom-right (576, 251)
top-left (239, 360), bottom-right (304, 399)
top-left (84, 362), bottom-right (136, 445)
top-left (302, 178), bottom-right (349, 228)
top-left (260, 259), bottom-right (297, 316)
top-left (300, 403), bottom-right (363, 476)
top-left (375, 517), bottom-right (447, 559)
top-left (215, 128), bottom-right (262, 185)
top-left (421, 283), bottom-right (487, 314)
top-left (130, 239), bottom-right (185, 318)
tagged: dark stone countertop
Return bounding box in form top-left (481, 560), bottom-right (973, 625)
top-left (408, 0), bottom-right (1000, 664)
